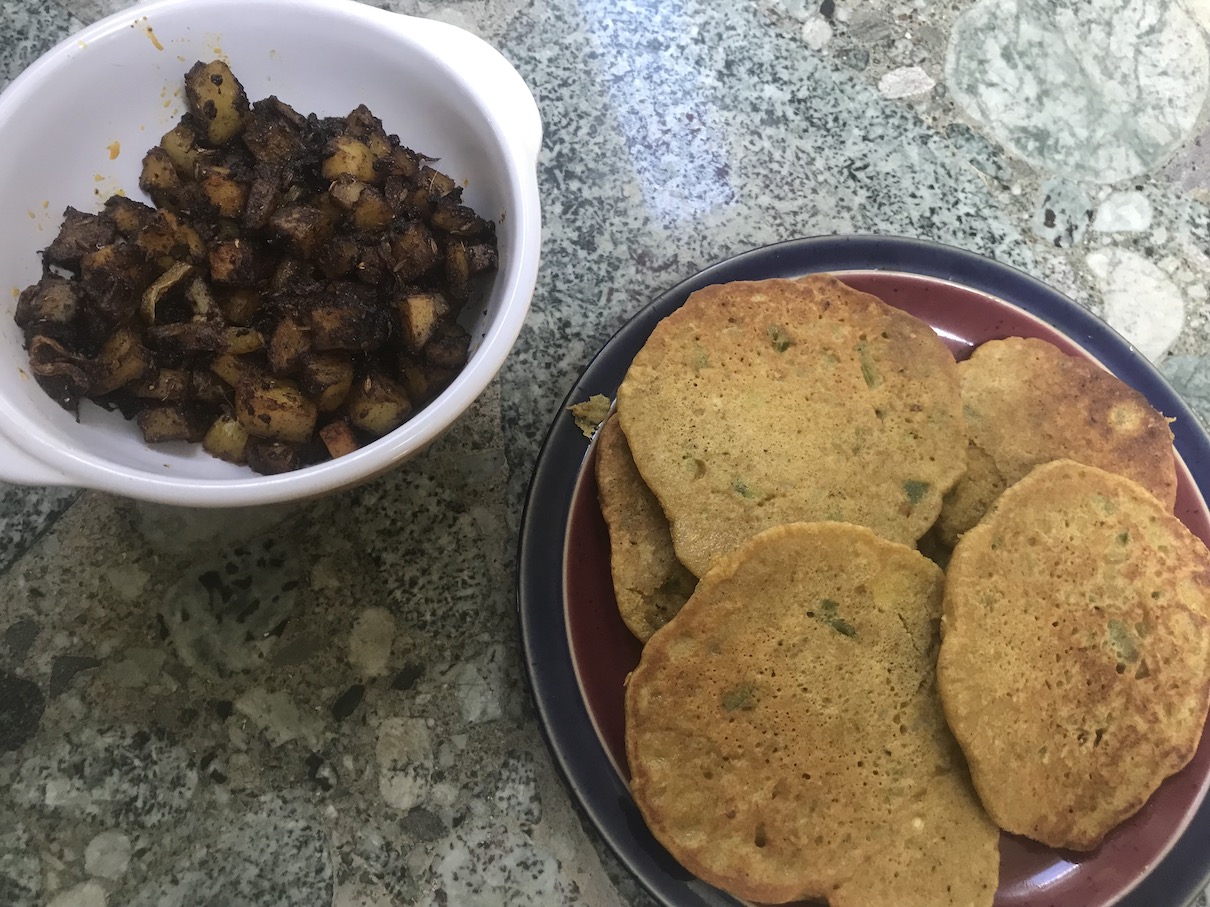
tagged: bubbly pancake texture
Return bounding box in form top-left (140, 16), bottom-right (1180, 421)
top-left (626, 522), bottom-right (999, 906)
top-left (937, 336), bottom-right (1175, 546)
top-left (595, 414), bottom-right (697, 641)
top-left (938, 460), bottom-right (1210, 850)
top-left (616, 275), bottom-right (966, 577)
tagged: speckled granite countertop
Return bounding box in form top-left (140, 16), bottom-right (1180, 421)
top-left (3, 0), bottom-right (1210, 905)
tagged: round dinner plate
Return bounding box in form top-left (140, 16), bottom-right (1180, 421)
top-left (517, 235), bottom-right (1210, 907)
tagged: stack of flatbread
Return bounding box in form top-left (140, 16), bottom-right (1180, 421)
top-left (592, 274), bottom-right (1210, 906)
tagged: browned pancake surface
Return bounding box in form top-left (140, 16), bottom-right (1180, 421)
top-left (938, 337), bottom-right (1175, 546)
top-left (596, 414), bottom-right (697, 641)
top-left (626, 522), bottom-right (999, 906)
top-left (939, 460), bottom-right (1210, 849)
top-left (617, 275), bottom-right (966, 576)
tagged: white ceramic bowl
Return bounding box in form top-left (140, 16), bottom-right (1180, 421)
top-left (0, 0), bottom-right (541, 506)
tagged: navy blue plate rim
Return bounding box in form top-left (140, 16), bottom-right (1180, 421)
top-left (516, 234), bottom-right (1210, 907)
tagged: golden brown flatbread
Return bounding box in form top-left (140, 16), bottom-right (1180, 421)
top-left (626, 521), bottom-right (999, 906)
top-left (617, 275), bottom-right (966, 576)
top-left (936, 337), bottom-right (1175, 546)
top-left (938, 459), bottom-right (1210, 850)
top-left (595, 414), bottom-right (697, 641)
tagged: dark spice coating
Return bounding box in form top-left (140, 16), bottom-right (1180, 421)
top-left (16, 60), bottom-right (498, 474)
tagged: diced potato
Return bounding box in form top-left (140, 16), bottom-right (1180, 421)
top-left (136, 405), bottom-right (208, 443)
top-left (93, 328), bottom-right (155, 394)
top-left (316, 236), bottom-right (361, 279)
top-left (319, 419), bottom-right (361, 459)
top-left (245, 440), bottom-right (301, 474)
top-left (345, 372), bottom-right (412, 437)
top-left (220, 288), bottom-right (262, 325)
top-left (445, 242), bottom-right (471, 302)
top-left (131, 368), bottom-right (190, 401)
top-left (176, 222), bottom-right (208, 264)
top-left (243, 173), bottom-right (280, 230)
top-left (379, 146), bottom-right (420, 181)
top-left (309, 298), bottom-right (389, 352)
top-left (15, 60), bottom-right (498, 475)
top-left (159, 121), bottom-right (205, 176)
top-left (104, 196), bottom-right (156, 238)
top-left (420, 165), bottom-right (457, 200)
top-left (268, 317), bottom-right (310, 374)
top-left (223, 326), bottom-right (264, 355)
top-left (321, 135), bottom-right (377, 183)
top-left (350, 188), bottom-right (393, 232)
top-left (184, 60), bottom-right (250, 146)
top-left (299, 352), bottom-right (354, 412)
top-left (327, 175), bottom-right (367, 211)
top-left (199, 167), bottom-right (248, 219)
top-left (202, 412), bottom-right (250, 463)
top-left (210, 352), bottom-right (256, 388)
top-left (235, 376), bottom-right (317, 443)
top-left (191, 369), bottom-right (229, 404)
top-left (139, 147), bottom-right (181, 197)
top-left (268, 206), bottom-right (333, 259)
top-left (209, 239), bottom-right (262, 285)
top-left (388, 222), bottom-right (439, 279)
top-left (395, 292), bottom-right (447, 353)
top-left (424, 321), bottom-right (471, 369)
top-left (242, 108), bottom-right (304, 164)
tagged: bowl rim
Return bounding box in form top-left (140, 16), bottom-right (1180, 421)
top-left (0, 0), bottom-right (541, 506)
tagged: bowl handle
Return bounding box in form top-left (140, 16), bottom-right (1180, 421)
top-left (0, 430), bottom-right (76, 488)
top-left (373, 12), bottom-right (543, 165)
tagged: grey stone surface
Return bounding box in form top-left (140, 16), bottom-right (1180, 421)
top-left (2, 0), bottom-right (1210, 903)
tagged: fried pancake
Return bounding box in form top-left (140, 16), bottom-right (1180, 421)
top-left (937, 336), bottom-right (1175, 546)
top-left (626, 522), bottom-right (999, 906)
top-left (596, 414), bottom-right (697, 641)
top-left (617, 275), bottom-right (966, 576)
top-left (938, 459), bottom-right (1210, 850)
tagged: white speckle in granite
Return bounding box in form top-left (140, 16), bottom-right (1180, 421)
top-left (947, 0), bottom-right (1208, 183)
top-left (415, 821), bottom-right (565, 907)
top-left (348, 608), bottom-right (395, 678)
top-left (380, 764), bottom-right (428, 812)
top-left (161, 536), bottom-right (301, 678)
top-left (0, 4), bottom-right (79, 89)
top-left (234, 686), bottom-right (323, 749)
top-left (333, 881), bottom-right (393, 907)
top-left (126, 795), bottom-right (332, 907)
top-left (103, 563), bottom-right (149, 600)
top-left (801, 15), bottom-right (833, 49)
top-left (1092, 191), bottom-right (1154, 232)
top-left (878, 65), bottom-right (935, 98)
top-left (0, 486), bottom-right (78, 573)
top-left (1185, 0), bottom-right (1210, 32)
top-left (376, 717), bottom-right (433, 811)
top-left (47, 882), bottom-right (106, 907)
top-left (1033, 179), bottom-right (1093, 248)
top-left (0, 822), bottom-right (41, 906)
top-left (84, 830), bottom-right (131, 880)
top-left (1087, 247), bottom-right (1186, 359)
top-left (129, 501), bottom-right (301, 556)
top-left (108, 647), bottom-right (166, 688)
top-left (12, 726), bottom-right (196, 827)
top-left (309, 556), bottom-right (341, 591)
top-left (453, 645), bottom-right (505, 724)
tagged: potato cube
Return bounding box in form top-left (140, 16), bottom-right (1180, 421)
top-left (235, 376), bottom-right (317, 443)
top-left (184, 60), bottom-right (250, 146)
top-left (202, 413), bottom-right (250, 463)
